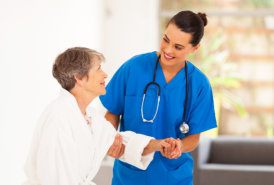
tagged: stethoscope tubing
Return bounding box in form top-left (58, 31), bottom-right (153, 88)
top-left (141, 54), bottom-right (189, 134)
top-left (183, 60), bottom-right (188, 124)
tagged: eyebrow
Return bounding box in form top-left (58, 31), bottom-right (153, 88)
top-left (164, 34), bottom-right (185, 48)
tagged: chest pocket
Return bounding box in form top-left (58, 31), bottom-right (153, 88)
top-left (123, 95), bottom-right (158, 136)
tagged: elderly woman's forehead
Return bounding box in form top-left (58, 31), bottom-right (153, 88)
top-left (90, 54), bottom-right (103, 62)
top-left (89, 58), bottom-right (101, 69)
top-left (92, 57), bottom-right (102, 64)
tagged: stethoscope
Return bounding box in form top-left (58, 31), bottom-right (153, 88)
top-left (141, 54), bottom-right (189, 134)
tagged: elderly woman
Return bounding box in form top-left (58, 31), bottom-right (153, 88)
top-left (23, 47), bottom-right (178, 185)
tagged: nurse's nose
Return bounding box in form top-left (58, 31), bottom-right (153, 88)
top-left (164, 44), bottom-right (173, 55)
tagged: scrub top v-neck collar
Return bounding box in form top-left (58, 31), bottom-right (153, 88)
top-left (153, 52), bottom-right (189, 90)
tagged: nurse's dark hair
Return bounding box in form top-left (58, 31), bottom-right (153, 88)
top-left (52, 47), bottom-right (105, 91)
top-left (167, 10), bottom-right (208, 46)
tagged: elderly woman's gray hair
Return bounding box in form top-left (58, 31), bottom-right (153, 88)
top-left (52, 47), bottom-right (105, 91)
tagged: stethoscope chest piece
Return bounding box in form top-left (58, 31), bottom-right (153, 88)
top-left (180, 122), bottom-right (189, 134)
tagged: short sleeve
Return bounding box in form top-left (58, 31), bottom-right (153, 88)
top-left (100, 62), bottom-right (130, 116)
top-left (187, 79), bottom-right (217, 135)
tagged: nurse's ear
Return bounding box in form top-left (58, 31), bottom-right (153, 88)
top-left (191, 43), bottom-right (200, 53)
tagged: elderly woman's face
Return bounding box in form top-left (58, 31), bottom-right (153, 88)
top-left (82, 58), bottom-right (108, 97)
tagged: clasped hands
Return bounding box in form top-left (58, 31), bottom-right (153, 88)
top-left (158, 137), bottom-right (182, 159)
top-left (107, 134), bottom-right (182, 159)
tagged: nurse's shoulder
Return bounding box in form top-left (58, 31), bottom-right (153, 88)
top-left (190, 63), bottom-right (212, 92)
top-left (119, 51), bottom-right (157, 73)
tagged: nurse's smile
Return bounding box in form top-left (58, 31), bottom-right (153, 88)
top-left (163, 52), bottom-right (175, 61)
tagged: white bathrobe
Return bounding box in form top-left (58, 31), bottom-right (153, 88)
top-left (24, 89), bottom-right (154, 185)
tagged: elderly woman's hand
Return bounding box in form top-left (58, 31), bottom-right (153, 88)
top-left (107, 134), bottom-right (125, 158)
top-left (142, 139), bottom-right (170, 155)
top-left (160, 138), bottom-right (182, 159)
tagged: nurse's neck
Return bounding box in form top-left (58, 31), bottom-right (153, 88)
top-left (160, 60), bottom-right (186, 73)
top-left (157, 52), bottom-right (186, 74)
top-left (70, 88), bottom-right (96, 116)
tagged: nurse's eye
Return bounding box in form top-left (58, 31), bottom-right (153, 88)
top-left (175, 46), bottom-right (182, 50)
top-left (163, 37), bottom-right (169, 43)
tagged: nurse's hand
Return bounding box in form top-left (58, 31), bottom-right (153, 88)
top-left (161, 138), bottom-right (182, 159)
top-left (107, 134), bottom-right (125, 159)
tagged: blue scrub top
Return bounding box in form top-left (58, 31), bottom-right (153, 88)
top-left (100, 51), bottom-right (217, 185)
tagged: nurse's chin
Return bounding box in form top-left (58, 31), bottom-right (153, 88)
top-left (162, 59), bottom-right (179, 67)
top-left (99, 89), bottom-right (107, 96)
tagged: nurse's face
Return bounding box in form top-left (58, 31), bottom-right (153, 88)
top-left (82, 58), bottom-right (108, 97)
top-left (160, 23), bottom-right (199, 67)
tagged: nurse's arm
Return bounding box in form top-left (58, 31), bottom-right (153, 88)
top-left (105, 110), bottom-right (120, 130)
top-left (181, 133), bottom-right (200, 153)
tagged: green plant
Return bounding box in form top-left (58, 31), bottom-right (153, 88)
top-left (188, 29), bottom-right (247, 136)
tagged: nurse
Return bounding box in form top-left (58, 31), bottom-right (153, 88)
top-left (100, 10), bottom-right (217, 185)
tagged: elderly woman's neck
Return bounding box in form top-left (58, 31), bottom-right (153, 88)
top-left (70, 88), bottom-right (96, 115)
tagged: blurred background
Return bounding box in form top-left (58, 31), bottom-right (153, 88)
top-left (0, 0), bottom-right (273, 184)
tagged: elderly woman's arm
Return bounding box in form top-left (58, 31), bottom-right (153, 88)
top-left (142, 139), bottom-right (170, 155)
top-left (105, 111), bottom-right (175, 158)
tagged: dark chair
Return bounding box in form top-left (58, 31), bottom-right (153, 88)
top-left (191, 136), bottom-right (274, 185)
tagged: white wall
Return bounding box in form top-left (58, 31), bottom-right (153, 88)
top-left (0, 0), bottom-right (159, 184)
top-left (102, 0), bottom-right (159, 79)
top-left (0, 0), bottom-right (104, 184)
